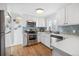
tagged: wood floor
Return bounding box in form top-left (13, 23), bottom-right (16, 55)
top-left (6, 43), bottom-right (52, 56)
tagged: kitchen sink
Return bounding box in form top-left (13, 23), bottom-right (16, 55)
top-left (51, 35), bottom-right (63, 42)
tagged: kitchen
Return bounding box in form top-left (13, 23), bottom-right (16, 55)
top-left (0, 3), bottom-right (79, 56)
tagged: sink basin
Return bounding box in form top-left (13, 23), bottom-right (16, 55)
top-left (51, 35), bottom-right (63, 42)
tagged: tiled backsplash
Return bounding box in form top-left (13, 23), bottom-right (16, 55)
top-left (58, 25), bottom-right (79, 35)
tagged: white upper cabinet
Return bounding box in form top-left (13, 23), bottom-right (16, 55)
top-left (66, 4), bottom-right (79, 25)
top-left (56, 4), bottom-right (79, 26)
top-left (56, 8), bottom-right (65, 26)
top-left (36, 18), bottom-right (46, 27)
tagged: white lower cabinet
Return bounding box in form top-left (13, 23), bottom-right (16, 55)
top-left (5, 28), bottom-right (23, 47)
top-left (23, 33), bottom-right (27, 46)
top-left (5, 32), bottom-right (12, 47)
top-left (37, 32), bottom-right (41, 42)
top-left (14, 28), bottom-right (23, 46)
top-left (37, 32), bottom-right (50, 48)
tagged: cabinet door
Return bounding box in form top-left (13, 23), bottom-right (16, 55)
top-left (37, 32), bottom-right (44, 42)
top-left (66, 4), bottom-right (79, 25)
top-left (44, 34), bottom-right (50, 48)
top-left (14, 27), bottom-right (23, 46)
top-left (37, 18), bottom-right (46, 27)
top-left (5, 32), bottom-right (12, 47)
top-left (37, 33), bottom-right (40, 42)
top-left (37, 32), bottom-right (50, 48)
top-left (41, 32), bottom-right (50, 48)
top-left (40, 33), bottom-right (44, 43)
top-left (23, 33), bottom-right (27, 46)
top-left (56, 8), bottom-right (65, 26)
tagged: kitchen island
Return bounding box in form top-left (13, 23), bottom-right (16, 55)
top-left (51, 33), bottom-right (79, 56)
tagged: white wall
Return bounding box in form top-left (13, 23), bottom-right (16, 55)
top-left (0, 4), bottom-right (7, 10)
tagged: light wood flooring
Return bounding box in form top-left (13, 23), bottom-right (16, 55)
top-left (5, 43), bottom-right (52, 56)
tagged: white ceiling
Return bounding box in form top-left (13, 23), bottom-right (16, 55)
top-left (7, 3), bottom-right (70, 17)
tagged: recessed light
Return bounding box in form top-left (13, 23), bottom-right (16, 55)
top-left (36, 8), bottom-right (44, 14)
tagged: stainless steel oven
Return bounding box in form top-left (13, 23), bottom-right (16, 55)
top-left (27, 32), bottom-right (37, 45)
top-left (28, 34), bottom-right (37, 40)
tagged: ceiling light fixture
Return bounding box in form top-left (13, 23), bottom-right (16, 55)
top-left (36, 8), bottom-right (44, 14)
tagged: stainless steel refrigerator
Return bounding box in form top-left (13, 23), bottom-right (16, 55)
top-left (0, 10), bottom-right (5, 56)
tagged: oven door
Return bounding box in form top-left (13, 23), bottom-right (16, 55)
top-left (29, 34), bottom-right (37, 40)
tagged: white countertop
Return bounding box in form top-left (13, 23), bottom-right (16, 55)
top-left (51, 33), bottom-right (77, 38)
top-left (51, 33), bottom-right (79, 56)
